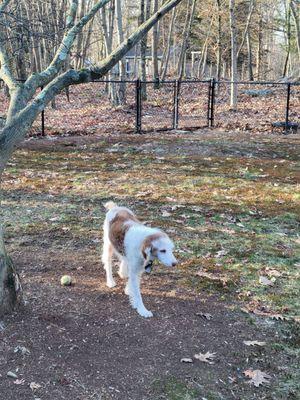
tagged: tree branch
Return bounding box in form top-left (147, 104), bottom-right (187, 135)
top-left (66, 0), bottom-right (79, 30)
top-left (237, 0), bottom-right (255, 60)
top-left (0, 0), bottom-right (11, 14)
top-left (24, 0), bottom-right (111, 97)
top-left (0, 0), bottom-right (17, 90)
top-left (0, 47), bottom-right (18, 90)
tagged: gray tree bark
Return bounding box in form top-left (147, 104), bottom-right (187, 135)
top-left (177, 0), bottom-right (197, 79)
top-left (290, 0), bottom-right (300, 71)
top-left (229, 0), bottom-right (238, 109)
top-left (215, 0), bottom-right (222, 81)
top-left (0, 226), bottom-right (23, 316)
top-left (152, 0), bottom-right (159, 88)
top-left (160, 7), bottom-right (176, 81)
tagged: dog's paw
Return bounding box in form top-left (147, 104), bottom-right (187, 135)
top-left (106, 280), bottom-right (116, 288)
top-left (137, 308), bottom-right (153, 318)
top-left (124, 286), bottom-right (130, 295)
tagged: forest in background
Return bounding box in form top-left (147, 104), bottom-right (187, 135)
top-left (1, 0), bottom-right (299, 85)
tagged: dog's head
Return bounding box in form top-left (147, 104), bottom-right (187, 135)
top-left (142, 232), bottom-right (177, 267)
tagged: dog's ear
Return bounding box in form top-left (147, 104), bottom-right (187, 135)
top-left (142, 234), bottom-right (160, 260)
top-left (142, 245), bottom-right (151, 260)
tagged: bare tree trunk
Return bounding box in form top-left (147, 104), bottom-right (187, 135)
top-left (290, 0), bottom-right (300, 72)
top-left (75, 0), bottom-right (86, 69)
top-left (229, 0), bottom-right (238, 109)
top-left (282, 0), bottom-right (291, 77)
top-left (237, 0), bottom-right (255, 61)
top-left (215, 0), bottom-right (222, 81)
top-left (256, 16), bottom-right (263, 80)
top-left (152, 0), bottom-right (159, 88)
top-left (0, 226), bottom-right (23, 316)
top-left (160, 7), bottom-right (176, 81)
top-left (199, 39), bottom-right (208, 78)
top-left (140, 0), bottom-right (151, 99)
top-left (115, 0), bottom-right (126, 104)
top-left (177, 0), bottom-right (197, 80)
top-left (246, 30), bottom-right (254, 81)
top-left (101, 1), bottom-right (119, 105)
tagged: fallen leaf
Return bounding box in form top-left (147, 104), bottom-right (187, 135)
top-left (14, 379), bottom-right (25, 385)
top-left (30, 382), bottom-right (42, 391)
top-left (180, 358), bottom-right (193, 363)
top-left (196, 271), bottom-right (229, 286)
top-left (194, 352), bottom-right (216, 364)
top-left (14, 346), bottom-right (30, 356)
top-left (259, 276), bottom-right (274, 286)
top-left (7, 371), bottom-right (18, 379)
top-left (243, 340), bottom-right (266, 347)
top-left (243, 369), bottom-right (271, 387)
top-left (195, 312), bottom-right (213, 320)
top-left (215, 249), bottom-right (228, 258)
top-left (166, 197), bottom-right (177, 202)
top-left (265, 268), bottom-right (282, 277)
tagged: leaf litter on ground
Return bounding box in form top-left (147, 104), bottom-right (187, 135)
top-left (194, 352), bottom-right (216, 364)
top-left (243, 340), bottom-right (266, 347)
top-left (243, 369), bottom-right (271, 387)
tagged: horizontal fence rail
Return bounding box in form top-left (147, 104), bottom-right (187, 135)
top-left (0, 79), bottom-right (299, 136)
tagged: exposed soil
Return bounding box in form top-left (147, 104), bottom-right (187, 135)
top-left (0, 245), bottom-right (284, 400)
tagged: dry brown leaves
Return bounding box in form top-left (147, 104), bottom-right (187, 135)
top-left (243, 369), bottom-right (271, 387)
top-left (243, 340), bottom-right (266, 347)
top-left (194, 351), bottom-right (216, 364)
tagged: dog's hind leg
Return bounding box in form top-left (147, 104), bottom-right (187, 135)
top-left (118, 259), bottom-right (128, 279)
top-left (102, 238), bottom-right (116, 288)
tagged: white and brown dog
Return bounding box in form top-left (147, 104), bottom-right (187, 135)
top-left (102, 202), bottom-right (177, 318)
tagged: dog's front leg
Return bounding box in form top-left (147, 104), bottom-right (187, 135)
top-left (127, 270), bottom-right (153, 318)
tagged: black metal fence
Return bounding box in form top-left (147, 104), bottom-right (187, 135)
top-left (0, 79), bottom-right (299, 135)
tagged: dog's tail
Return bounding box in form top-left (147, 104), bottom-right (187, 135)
top-left (104, 201), bottom-right (117, 211)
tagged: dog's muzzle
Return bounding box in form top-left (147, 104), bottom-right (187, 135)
top-left (145, 260), bottom-right (153, 273)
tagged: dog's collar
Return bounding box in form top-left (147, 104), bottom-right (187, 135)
top-left (145, 260), bottom-right (153, 273)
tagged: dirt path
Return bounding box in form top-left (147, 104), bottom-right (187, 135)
top-left (1, 247), bottom-right (281, 400)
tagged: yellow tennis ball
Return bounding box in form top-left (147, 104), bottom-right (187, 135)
top-left (60, 275), bottom-right (72, 286)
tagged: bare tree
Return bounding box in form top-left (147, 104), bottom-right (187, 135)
top-left (160, 7), bottom-right (177, 80)
top-left (282, 0), bottom-right (292, 77)
top-left (229, 0), bottom-right (238, 109)
top-left (177, 0), bottom-right (196, 79)
top-left (0, 0), bottom-right (184, 315)
top-left (290, 0), bottom-right (300, 75)
top-left (215, 0), bottom-right (222, 81)
top-left (115, 0), bottom-right (126, 103)
top-left (152, 0), bottom-right (159, 87)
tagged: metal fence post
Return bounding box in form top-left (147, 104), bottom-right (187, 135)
top-left (135, 78), bottom-right (142, 134)
top-left (173, 79), bottom-right (180, 129)
top-left (285, 83), bottom-right (291, 134)
top-left (210, 78), bottom-right (216, 128)
top-left (41, 86), bottom-right (45, 136)
top-left (207, 80), bottom-right (212, 127)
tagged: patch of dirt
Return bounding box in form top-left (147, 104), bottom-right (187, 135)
top-left (0, 245), bottom-right (288, 400)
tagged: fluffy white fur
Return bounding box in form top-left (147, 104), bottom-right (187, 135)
top-left (102, 202), bottom-right (177, 318)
